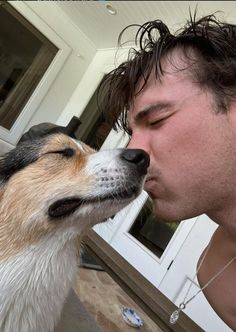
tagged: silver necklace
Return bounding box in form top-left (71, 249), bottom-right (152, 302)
top-left (170, 239), bottom-right (236, 325)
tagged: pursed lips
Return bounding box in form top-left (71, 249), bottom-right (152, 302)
top-left (144, 176), bottom-right (157, 193)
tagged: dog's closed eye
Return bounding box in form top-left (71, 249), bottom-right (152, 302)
top-left (49, 148), bottom-right (75, 158)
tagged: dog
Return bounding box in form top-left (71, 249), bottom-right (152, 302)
top-left (0, 132), bottom-right (149, 332)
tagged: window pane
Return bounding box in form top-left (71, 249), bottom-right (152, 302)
top-left (0, 2), bottom-right (58, 130)
top-left (129, 198), bottom-right (180, 258)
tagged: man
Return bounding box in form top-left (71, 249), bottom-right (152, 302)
top-left (98, 13), bottom-right (236, 329)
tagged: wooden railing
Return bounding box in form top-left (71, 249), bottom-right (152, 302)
top-left (83, 230), bottom-right (203, 332)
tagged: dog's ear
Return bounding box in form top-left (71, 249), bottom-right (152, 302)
top-left (0, 140), bottom-right (43, 182)
top-left (17, 123), bottom-right (65, 145)
top-left (17, 117), bottom-right (81, 146)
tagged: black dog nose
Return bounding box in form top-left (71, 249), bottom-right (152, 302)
top-left (121, 149), bottom-right (150, 175)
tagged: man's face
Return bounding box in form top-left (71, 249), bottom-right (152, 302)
top-left (128, 53), bottom-right (236, 223)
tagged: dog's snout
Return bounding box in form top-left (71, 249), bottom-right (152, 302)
top-left (121, 149), bottom-right (150, 174)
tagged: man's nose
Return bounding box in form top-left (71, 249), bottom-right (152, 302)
top-left (128, 132), bottom-right (150, 155)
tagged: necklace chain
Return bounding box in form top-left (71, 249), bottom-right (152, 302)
top-left (170, 234), bottom-right (236, 325)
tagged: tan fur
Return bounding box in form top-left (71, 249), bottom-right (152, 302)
top-left (0, 134), bottom-right (94, 261)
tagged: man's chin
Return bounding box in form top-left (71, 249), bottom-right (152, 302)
top-left (151, 201), bottom-right (181, 224)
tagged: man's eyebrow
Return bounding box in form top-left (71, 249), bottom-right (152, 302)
top-left (134, 102), bottom-right (171, 123)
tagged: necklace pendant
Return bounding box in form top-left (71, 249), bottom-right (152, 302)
top-left (170, 303), bottom-right (185, 325)
top-left (169, 309), bottom-right (180, 325)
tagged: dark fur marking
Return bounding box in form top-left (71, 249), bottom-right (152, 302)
top-left (0, 138), bottom-right (46, 182)
top-left (49, 148), bottom-right (75, 158)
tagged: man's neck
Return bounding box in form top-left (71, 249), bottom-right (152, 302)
top-left (198, 224), bottom-right (236, 330)
top-left (213, 225), bottom-right (236, 256)
top-left (207, 201), bottom-right (236, 244)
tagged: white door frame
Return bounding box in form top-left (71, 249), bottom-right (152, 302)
top-left (108, 197), bottom-right (198, 287)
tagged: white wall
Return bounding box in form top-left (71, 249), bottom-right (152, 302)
top-left (57, 47), bottom-right (130, 127)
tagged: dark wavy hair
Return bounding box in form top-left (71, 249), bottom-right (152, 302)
top-left (98, 12), bottom-right (236, 134)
